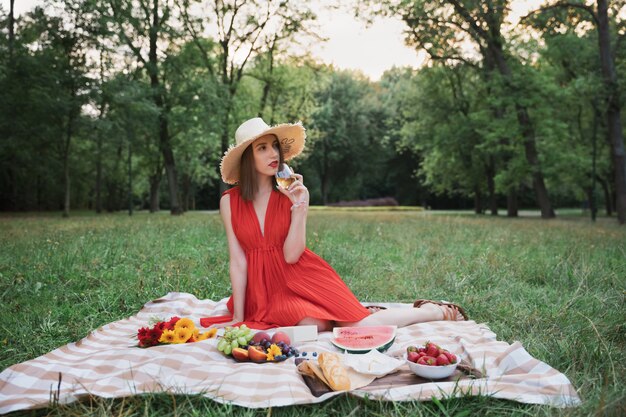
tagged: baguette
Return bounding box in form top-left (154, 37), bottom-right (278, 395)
top-left (318, 352), bottom-right (350, 391)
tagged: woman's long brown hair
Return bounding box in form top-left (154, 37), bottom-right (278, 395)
top-left (239, 135), bottom-right (284, 201)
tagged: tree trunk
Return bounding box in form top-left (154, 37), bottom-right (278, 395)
top-left (127, 140), bottom-right (133, 216)
top-left (597, 175), bottom-right (612, 216)
top-left (62, 98), bottom-right (75, 218)
top-left (95, 133), bottom-right (103, 213)
top-left (486, 157), bottom-right (498, 215)
top-left (106, 142), bottom-right (123, 212)
top-left (474, 187), bottom-right (484, 214)
top-left (490, 42), bottom-right (554, 219)
top-left (8, 0), bottom-right (15, 59)
top-left (149, 172), bottom-right (160, 213)
top-left (96, 48), bottom-right (106, 214)
top-left (181, 173), bottom-right (192, 212)
top-left (507, 188), bottom-right (518, 217)
top-left (321, 171), bottom-right (329, 205)
top-left (597, 0), bottom-right (626, 224)
top-left (321, 140), bottom-right (329, 205)
top-left (258, 40), bottom-right (275, 118)
top-left (149, 0), bottom-right (181, 215)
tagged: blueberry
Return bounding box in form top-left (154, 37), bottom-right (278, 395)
top-left (312, 352), bottom-right (317, 357)
top-left (302, 352), bottom-right (307, 357)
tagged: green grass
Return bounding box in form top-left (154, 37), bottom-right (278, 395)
top-left (1, 211), bottom-right (624, 416)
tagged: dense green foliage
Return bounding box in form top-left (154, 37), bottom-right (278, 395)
top-left (0, 211), bottom-right (624, 415)
top-left (0, 1), bottom-right (625, 221)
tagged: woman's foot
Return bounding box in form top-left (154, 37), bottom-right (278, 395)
top-left (418, 303), bottom-right (465, 321)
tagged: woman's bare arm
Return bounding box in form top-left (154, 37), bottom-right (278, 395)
top-left (281, 174), bottom-right (309, 264)
top-left (220, 194), bottom-right (247, 322)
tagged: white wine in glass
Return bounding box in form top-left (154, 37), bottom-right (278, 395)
top-left (275, 163), bottom-right (296, 189)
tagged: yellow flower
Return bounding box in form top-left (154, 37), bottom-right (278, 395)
top-left (174, 318), bottom-right (195, 331)
top-left (159, 329), bottom-right (176, 344)
top-left (266, 343), bottom-right (282, 361)
top-left (174, 327), bottom-right (192, 344)
top-left (197, 327), bottom-right (218, 341)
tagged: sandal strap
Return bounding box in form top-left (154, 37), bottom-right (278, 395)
top-left (442, 305), bottom-right (459, 321)
top-left (414, 299), bottom-right (469, 321)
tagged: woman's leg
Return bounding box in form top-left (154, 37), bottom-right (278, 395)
top-left (337, 303), bottom-right (464, 328)
top-left (298, 317), bottom-right (333, 332)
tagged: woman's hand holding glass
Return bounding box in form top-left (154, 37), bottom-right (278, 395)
top-left (276, 163), bottom-right (309, 209)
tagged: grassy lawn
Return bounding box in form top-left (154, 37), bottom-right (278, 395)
top-left (0, 210), bottom-right (624, 416)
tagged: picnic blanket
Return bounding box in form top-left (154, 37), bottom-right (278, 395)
top-left (0, 292), bottom-right (581, 413)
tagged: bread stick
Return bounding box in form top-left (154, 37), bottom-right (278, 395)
top-left (318, 353), bottom-right (350, 391)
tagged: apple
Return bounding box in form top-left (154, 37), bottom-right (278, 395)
top-left (271, 331), bottom-right (291, 346)
top-left (231, 347), bottom-right (250, 362)
top-left (248, 345), bottom-right (268, 363)
top-left (252, 331), bottom-right (271, 345)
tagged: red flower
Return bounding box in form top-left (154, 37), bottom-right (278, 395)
top-left (137, 327), bottom-right (150, 339)
top-left (165, 316), bottom-right (180, 330)
top-left (148, 327), bottom-right (163, 342)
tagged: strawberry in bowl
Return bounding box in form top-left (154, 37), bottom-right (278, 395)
top-left (406, 341), bottom-right (459, 379)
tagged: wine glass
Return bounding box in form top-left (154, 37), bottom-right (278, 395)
top-left (275, 163), bottom-right (295, 189)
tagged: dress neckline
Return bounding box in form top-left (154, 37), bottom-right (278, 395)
top-left (251, 189), bottom-right (275, 238)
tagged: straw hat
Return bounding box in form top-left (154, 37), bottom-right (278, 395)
top-left (220, 117), bottom-right (306, 184)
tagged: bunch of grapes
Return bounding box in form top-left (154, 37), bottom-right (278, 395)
top-left (252, 338), bottom-right (299, 361)
top-left (216, 325), bottom-right (254, 355)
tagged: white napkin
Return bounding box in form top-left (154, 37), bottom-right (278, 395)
top-left (343, 350), bottom-right (405, 377)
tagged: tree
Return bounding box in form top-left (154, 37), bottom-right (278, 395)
top-left (102, 0), bottom-right (184, 214)
top-left (304, 70), bottom-right (388, 204)
top-left (524, 0), bottom-right (626, 223)
top-left (365, 0), bottom-right (556, 218)
top-left (0, 5), bottom-right (91, 215)
top-left (178, 0), bottom-right (318, 197)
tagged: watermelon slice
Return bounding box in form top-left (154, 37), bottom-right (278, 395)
top-left (330, 325), bottom-right (397, 354)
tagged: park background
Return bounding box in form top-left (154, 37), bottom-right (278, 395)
top-left (1, 0), bottom-right (625, 223)
top-left (0, 1), bottom-right (625, 416)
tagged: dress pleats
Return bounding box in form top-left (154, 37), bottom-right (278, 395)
top-left (200, 187), bottom-right (369, 329)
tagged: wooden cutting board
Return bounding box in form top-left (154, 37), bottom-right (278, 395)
top-left (295, 358), bottom-right (482, 397)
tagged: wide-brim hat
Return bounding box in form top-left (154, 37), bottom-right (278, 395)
top-left (220, 117), bottom-right (306, 184)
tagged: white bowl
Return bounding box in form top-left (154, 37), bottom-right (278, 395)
top-left (406, 354), bottom-right (459, 379)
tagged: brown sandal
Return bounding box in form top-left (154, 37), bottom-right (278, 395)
top-left (413, 299), bottom-right (469, 321)
top-left (365, 305), bottom-right (387, 314)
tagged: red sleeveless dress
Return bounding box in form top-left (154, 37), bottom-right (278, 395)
top-left (200, 187), bottom-right (369, 329)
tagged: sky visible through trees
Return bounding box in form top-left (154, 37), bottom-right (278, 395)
top-left (0, 0), bottom-right (624, 224)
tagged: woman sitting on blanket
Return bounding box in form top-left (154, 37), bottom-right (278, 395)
top-left (201, 117), bottom-right (468, 331)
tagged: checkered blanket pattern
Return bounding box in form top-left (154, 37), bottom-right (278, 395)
top-left (0, 292), bottom-right (581, 413)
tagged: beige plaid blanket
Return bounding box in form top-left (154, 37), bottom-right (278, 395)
top-left (0, 292), bottom-right (580, 413)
